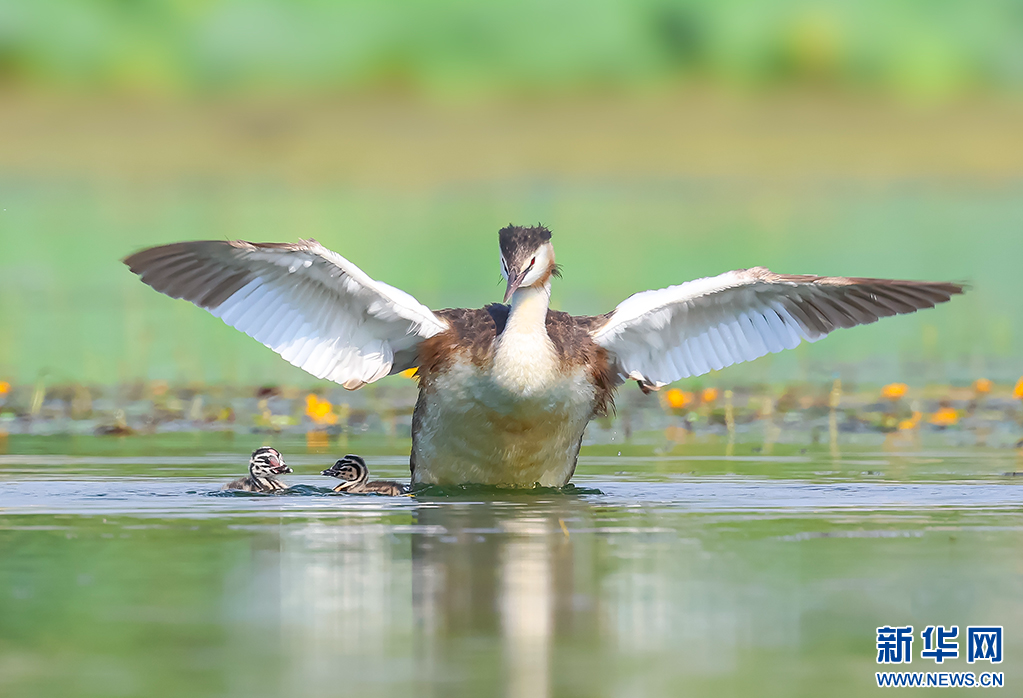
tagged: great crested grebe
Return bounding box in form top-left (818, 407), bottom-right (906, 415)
top-left (223, 447), bottom-right (292, 492)
top-left (322, 455), bottom-right (407, 496)
top-left (126, 225), bottom-right (963, 487)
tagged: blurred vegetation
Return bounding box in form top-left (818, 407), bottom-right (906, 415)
top-left (1, 0), bottom-right (1022, 99)
top-left (0, 372), bottom-right (1020, 450)
top-left (0, 1), bottom-right (1021, 386)
top-left (3, 170), bottom-right (1018, 386)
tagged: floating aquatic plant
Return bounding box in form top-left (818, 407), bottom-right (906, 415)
top-left (881, 383), bottom-right (908, 400)
top-left (305, 393), bottom-right (338, 426)
top-left (929, 405), bottom-right (959, 428)
top-left (664, 388), bottom-right (694, 411)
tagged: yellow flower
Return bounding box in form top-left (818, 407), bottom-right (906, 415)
top-left (929, 407), bottom-right (959, 427)
top-left (973, 378), bottom-right (992, 394)
top-left (305, 394), bottom-right (338, 426)
top-left (881, 383), bottom-right (908, 400)
top-left (701, 388), bottom-right (719, 403)
top-left (1014, 378), bottom-right (1023, 400)
top-left (665, 388), bottom-right (693, 410)
top-left (898, 411), bottom-right (922, 431)
top-left (0, 381), bottom-right (9, 396)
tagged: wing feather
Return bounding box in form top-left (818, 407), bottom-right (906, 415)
top-left (706, 325), bottom-right (734, 366)
top-left (592, 267), bottom-right (963, 387)
top-left (124, 239), bottom-right (449, 388)
top-left (695, 333), bottom-right (721, 371)
top-left (248, 291), bottom-right (288, 339)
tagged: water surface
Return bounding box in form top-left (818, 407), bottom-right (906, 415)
top-left (2, 435), bottom-right (1022, 697)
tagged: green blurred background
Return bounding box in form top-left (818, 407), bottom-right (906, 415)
top-left (0, 0), bottom-right (1021, 387)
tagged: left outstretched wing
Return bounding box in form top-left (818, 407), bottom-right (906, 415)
top-left (590, 267), bottom-right (963, 389)
top-left (124, 239), bottom-right (449, 389)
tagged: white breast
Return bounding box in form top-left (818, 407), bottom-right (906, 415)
top-left (491, 321), bottom-right (561, 394)
top-left (411, 350), bottom-right (597, 487)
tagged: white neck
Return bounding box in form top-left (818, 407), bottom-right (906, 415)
top-left (505, 282), bottom-right (551, 336)
top-left (492, 282), bottom-right (556, 393)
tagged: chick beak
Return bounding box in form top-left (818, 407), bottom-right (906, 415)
top-left (268, 455), bottom-right (291, 474)
top-left (503, 268), bottom-right (529, 303)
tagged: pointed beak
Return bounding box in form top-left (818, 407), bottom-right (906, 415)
top-left (322, 459), bottom-right (347, 477)
top-left (268, 455), bottom-right (291, 474)
top-left (503, 268), bottom-right (528, 303)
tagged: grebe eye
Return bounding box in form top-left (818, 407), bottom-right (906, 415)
top-left (529, 257), bottom-right (536, 267)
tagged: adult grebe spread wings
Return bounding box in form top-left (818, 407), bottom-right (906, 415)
top-left (125, 225), bottom-right (963, 487)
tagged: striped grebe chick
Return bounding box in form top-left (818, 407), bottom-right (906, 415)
top-left (322, 455), bottom-right (406, 496)
top-left (127, 225), bottom-right (963, 488)
top-left (223, 447), bottom-right (292, 492)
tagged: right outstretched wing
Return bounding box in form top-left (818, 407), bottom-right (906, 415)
top-left (591, 267), bottom-right (963, 389)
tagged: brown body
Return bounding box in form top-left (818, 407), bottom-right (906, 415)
top-left (411, 304), bottom-right (618, 485)
top-left (332, 480), bottom-right (405, 496)
top-left (421, 304), bottom-right (616, 412)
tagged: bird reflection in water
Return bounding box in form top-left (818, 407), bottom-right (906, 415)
top-left (272, 494), bottom-right (597, 696)
top-left (410, 498), bottom-right (594, 698)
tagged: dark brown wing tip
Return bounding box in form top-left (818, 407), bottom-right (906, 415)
top-left (122, 242), bottom-right (184, 271)
top-left (123, 240), bottom-right (225, 268)
top-left (836, 278), bottom-right (968, 296)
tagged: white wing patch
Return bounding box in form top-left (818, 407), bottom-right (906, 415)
top-left (592, 268), bottom-right (961, 388)
top-left (125, 239), bottom-right (449, 389)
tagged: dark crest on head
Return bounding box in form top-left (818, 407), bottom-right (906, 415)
top-left (499, 224), bottom-right (552, 268)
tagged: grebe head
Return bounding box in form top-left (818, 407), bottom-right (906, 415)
top-left (498, 224), bottom-right (559, 303)
top-left (249, 447), bottom-right (291, 477)
top-left (321, 454), bottom-right (369, 490)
